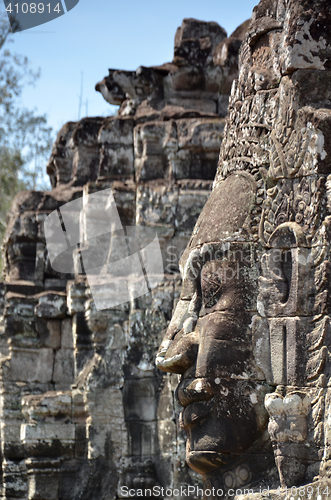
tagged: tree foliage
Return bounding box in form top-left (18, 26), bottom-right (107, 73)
top-left (0, 12), bottom-right (53, 273)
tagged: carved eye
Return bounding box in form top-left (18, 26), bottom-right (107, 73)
top-left (201, 265), bottom-right (223, 309)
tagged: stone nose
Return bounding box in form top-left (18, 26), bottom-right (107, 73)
top-left (155, 329), bottom-right (199, 374)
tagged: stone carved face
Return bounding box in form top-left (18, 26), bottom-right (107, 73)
top-left (156, 172), bottom-right (272, 476)
top-left (157, 0), bottom-right (331, 488)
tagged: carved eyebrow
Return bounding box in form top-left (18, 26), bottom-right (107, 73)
top-left (181, 244), bottom-right (228, 292)
top-left (202, 281), bottom-right (223, 306)
top-left (200, 243), bottom-right (228, 264)
top-left (204, 273), bottom-right (223, 286)
top-left (181, 243), bottom-right (229, 299)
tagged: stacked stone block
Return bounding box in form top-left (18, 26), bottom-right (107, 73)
top-left (0, 17), bottom-right (247, 500)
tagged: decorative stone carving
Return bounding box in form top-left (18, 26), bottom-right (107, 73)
top-left (0, 17), bottom-right (247, 500)
top-left (157, 0), bottom-right (331, 497)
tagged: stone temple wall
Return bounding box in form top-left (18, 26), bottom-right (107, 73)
top-left (0, 18), bottom-right (247, 500)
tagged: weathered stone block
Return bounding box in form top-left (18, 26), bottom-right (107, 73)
top-left (98, 144), bottom-right (134, 179)
top-left (47, 121), bottom-right (76, 187)
top-left (1, 418), bottom-right (23, 443)
top-left (136, 184), bottom-right (179, 226)
top-left (176, 189), bottom-right (210, 231)
top-left (168, 96), bottom-right (217, 114)
top-left (2, 459), bottom-right (28, 498)
top-left (35, 292), bottom-right (67, 319)
top-left (22, 392), bottom-right (72, 426)
top-left (134, 121), bottom-right (176, 181)
top-left (72, 389), bottom-right (85, 422)
top-left (157, 419), bottom-right (177, 454)
top-left (5, 316), bottom-right (38, 349)
top-left (123, 379), bottom-right (157, 422)
top-left (157, 382), bottom-right (174, 421)
top-left (67, 281), bottom-right (87, 315)
top-left (53, 349), bottom-right (74, 385)
top-left (61, 318), bottom-right (73, 349)
top-left (5, 293), bottom-right (38, 318)
top-left (177, 118), bottom-right (225, 150)
top-left (174, 18), bottom-right (227, 66)
top-left (5, 348), bottom-right (54, 383)
top-left (126, 420), bottom-right (158, 456)
top-left (71, 145), bottom-right (100, 185)
top-left (35, 319), bottom-right (61, 349)
top-left (70, 117), bottom-right (104, 148)
top-left (28, 471), bottom-right (59, 500)
top-left (74, 425), bottom-right (87, 459)
top-left (21, 423), bottom-right (75, 443)
top-left (98, 117), bottom-right (134, 146)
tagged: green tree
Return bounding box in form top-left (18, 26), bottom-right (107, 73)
top-left (0, 12), bottom-right (53, 273)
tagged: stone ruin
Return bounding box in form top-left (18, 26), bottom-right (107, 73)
top-left (3, 0), bottom-right (331, 496)
top-left (0, 18), bottom-right (247, 500)
top-left (157, 0), bottom-right (331, 498)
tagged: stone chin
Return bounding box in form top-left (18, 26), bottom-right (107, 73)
top-left (181, 381), bottom-right (272, 476)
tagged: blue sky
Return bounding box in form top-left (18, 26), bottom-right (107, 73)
top-left (1, 0), bottom-right (258, 137)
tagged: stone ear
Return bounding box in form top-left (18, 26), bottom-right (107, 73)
top-left (260, 222), bottom-right (310, 317)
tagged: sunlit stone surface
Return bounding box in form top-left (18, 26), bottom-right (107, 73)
top-left (157, 0), bottom-right (331, 498)
top-left (0, 17), bottom-right (247, 500)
